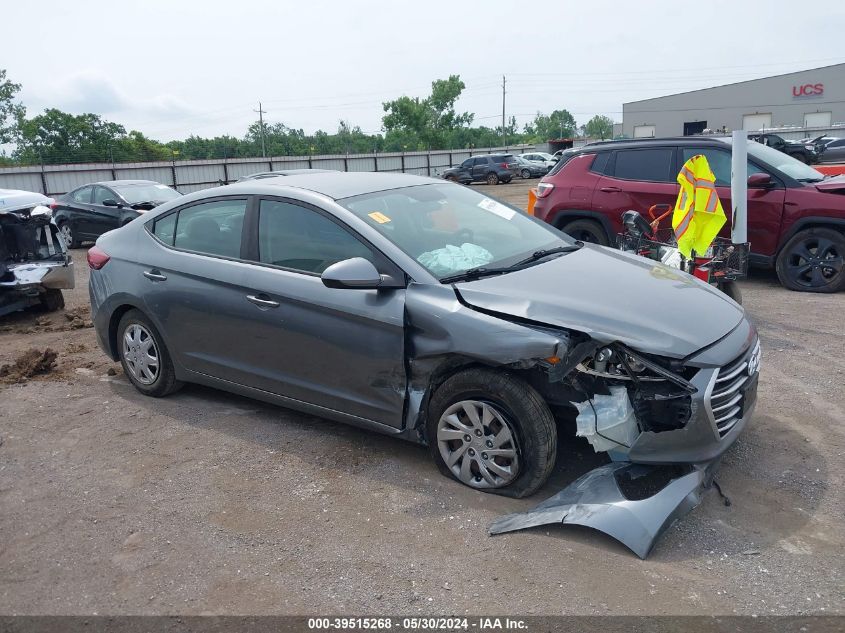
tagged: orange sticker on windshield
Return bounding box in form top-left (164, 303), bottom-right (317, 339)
top-left (368, 211), bottom-right (391, 224)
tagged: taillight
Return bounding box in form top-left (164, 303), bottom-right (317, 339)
top-left (536, 182), bottom-right (555, 198)
top-left (87, 246), bottom-right (111, 270)
top-left (49, 202), bottom-right (60, 210)
top-left (500, 163), bottom-right (509, 169)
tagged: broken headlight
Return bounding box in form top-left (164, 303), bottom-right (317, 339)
top-left (577, 345), bottom-right (697, 433)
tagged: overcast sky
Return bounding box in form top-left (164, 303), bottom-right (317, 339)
top-left (4, 0), bottom-right (845, 142)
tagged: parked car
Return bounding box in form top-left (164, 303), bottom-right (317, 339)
top-left (818, 138), bottom-right (845, 164)
top-left (747, 133), bottom-right (819, 164)
top-left (519, 152), bottom-right (556, 170)
top-left (238, 168), bottom-right (339, 181)
top-left (533, 137), bottom-right (845, 293)
top-left (1, 189), bottom-right (74, 316)
top-left (441, 154), bottom-right (518, 185)
top-left (514, 157), bottom-right (548, 179)
top-left (88, 171), bottom-right (760, 556)
top-left (51, 180), bottom-right (182, 248)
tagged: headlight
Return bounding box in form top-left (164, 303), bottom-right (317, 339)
top-left (576, 344), bottom-right (696, 391)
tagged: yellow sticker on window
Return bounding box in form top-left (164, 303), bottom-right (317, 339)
top-left (368, 211), bottom-right (391, 224)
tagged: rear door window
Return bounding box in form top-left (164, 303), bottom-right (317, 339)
top-left (172, 198), bottom-right (247, 259)
top-left (612, 148), bottom-right (675, 182)
top-left (71, 186), bottom-right (92, 203)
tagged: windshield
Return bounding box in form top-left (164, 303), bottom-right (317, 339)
top-left (338, 183), bottom-right (569, 280)
top-left (726, 139), bottom-right (824, 182)
top-left (114, 183), bottom-right (181, 204)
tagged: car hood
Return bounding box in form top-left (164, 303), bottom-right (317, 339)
top-left (814, 174), bottom-right (845, 192)
top-left (454, 244), bottom-right (745, 358)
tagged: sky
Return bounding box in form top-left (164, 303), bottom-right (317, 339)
top-left (4, 0), bottom-right (845, 142)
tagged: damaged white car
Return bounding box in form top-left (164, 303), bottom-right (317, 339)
top-left (87, 173), bottom-right (760, 557)
top-left (1, 189), bottom-right (75, 316)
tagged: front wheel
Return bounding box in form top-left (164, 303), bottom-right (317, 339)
top-left (427, 368), bottom-right (556, 498)
top-left (117, 309), bottom-right (183, 397)
top-left (775, 228), bottom-right (845, 293)
top-left (445, 174), bottom-right (458, 183)
top-left (521, 168), bottom-right (531, 179)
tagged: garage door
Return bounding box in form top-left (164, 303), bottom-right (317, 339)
top-left (804, 111), bottom-right (832, 128)
top-left (633, 125), bottom-right (656, 138)
top-left (742, 113), bottom-right (772, 131)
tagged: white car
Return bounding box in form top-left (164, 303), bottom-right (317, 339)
top-left (518, 152), bottom-right (556, 171)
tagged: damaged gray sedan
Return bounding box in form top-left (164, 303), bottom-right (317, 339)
top-left (1, 189), bottom-right (74, 316)
top-left (88, 173), bottom-right (759, 557)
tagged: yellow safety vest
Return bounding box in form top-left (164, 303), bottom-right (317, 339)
top-left (672, 155), bottom-right (727, 258)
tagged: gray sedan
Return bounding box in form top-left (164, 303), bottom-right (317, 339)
top-left (88, 172), bottom-right (759, 556)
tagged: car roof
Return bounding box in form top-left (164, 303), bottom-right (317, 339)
top-left (93, 180), bottom-right (162, 187)
top-left (220, 171), bottom-right (441, 200)
top-left (569, 136), bottom-right (732, 154)
top-left (242, 169), bottom-right (339, 179)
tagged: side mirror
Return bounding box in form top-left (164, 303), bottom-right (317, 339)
top-left (747, 173), bottom-right (773, 188)
top-left (321, 257), bottom-right (389, 290)
top-left (102, 198), bottom-right (120, 207)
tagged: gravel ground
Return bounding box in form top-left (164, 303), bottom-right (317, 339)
top-left (1, 180), bottom-right (842, 615)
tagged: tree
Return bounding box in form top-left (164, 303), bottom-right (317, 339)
top-left (584, 115), bottom-right (615, 140)
top-left (14, 109), bottom-right (128, 164)
top-left (0, 69), bottom-right (25, 145)
top-left (382, 75), bottom-right (473, 149)
top-left (527, 110), bottom-right (577, 141)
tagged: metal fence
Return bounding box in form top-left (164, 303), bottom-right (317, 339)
top-left (0, 145), bottom-right (540, 197)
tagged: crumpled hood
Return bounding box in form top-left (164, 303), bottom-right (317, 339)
top-left (455, 244), bottom-right (744, 358)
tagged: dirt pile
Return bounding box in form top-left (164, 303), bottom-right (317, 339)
top-left (0, 348), bottom-right (58, 384)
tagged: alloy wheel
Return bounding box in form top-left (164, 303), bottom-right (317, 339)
top-left (436, 400), bottom-right (520, 489)
top-left (785, 235), bottom-right (844, 290)
top-left (59, 224), bottom-right (73, 248)
top-left (122, 323), bottom-right (160, 385)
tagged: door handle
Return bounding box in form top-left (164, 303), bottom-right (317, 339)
top-left (143, 269), bottom-right (167, 281)
top-left (600, 186), bottom-right (622, 192)
top-left (246, 294), bottom-right (280, 309)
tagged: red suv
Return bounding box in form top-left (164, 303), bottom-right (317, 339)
top-left (532, 137), bottom-right (845, 293)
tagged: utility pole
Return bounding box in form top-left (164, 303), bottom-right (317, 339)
top-left (501, 75), bottom-right (506, 146)
top-left (254, 101), bottom-right (268, 157)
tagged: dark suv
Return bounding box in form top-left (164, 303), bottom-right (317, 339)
top-left (441, 154), bottom-right (519, 185)
top-left (748, 133), bottom-right (819, 164)
top-left (533, 137), bottom-right (845, 293)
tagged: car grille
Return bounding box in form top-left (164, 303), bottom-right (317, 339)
top-left (709, 341), bottom-right (759, 437)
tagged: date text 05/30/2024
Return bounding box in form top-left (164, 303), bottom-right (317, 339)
top-left (307, 617), bottom-right (528, 631)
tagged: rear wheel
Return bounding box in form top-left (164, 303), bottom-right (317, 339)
top-left (486, 172), bottom-right (499, 185)
top-left (427, 368), bottom-right (556, 498)
top-left (561, 218), bottom-right (609, 246)
top-left (58, 222), bottom-right (78, 249)
top-left (776, 228), bottom-right (845, 293)
top-left (117, 309), bottom-right (182, 397)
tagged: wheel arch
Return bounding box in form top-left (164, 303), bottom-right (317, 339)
top-left (777, 217), bottom-right (845, 255)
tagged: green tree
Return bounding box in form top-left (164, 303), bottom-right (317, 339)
top-left (527, 109), bottom-right (577, 141)
top-left (382, 75), bottom-right (473, 149)
top-left (584, 115), bottom-right (614, 140)
top-left (0, 68), bottom-right (25, 145)
top-left (14, 109), bottom-right (127, 164)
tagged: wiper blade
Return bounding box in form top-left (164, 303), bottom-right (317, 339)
top-left (440, 266), bottom-right (514, 284)
top-left (513, 242), bottom-right (583, 266)
top-left (440, 243), bottom-right (583, 284)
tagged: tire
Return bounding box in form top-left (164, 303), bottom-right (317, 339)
top-left (775, 227), bottom-right (845, 293)
top-left (521, 168), bottom-right (531, 179)
top-left (445, 174), bottom-right (458, 183)
top-left (561, 218), bottom-right (609, 246)
top-left (117, 309), bottom-right (183, 397)
top-left (485, 172), bottom-right (499, 185)
top-left (426, 368), bottom-right (557, 498)
top-left (58, 221), bottom-right (79, 249)
top-left (717, 280), bottom-right (743, 304)
top-left (39, 289), bottom-right (65, 312)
